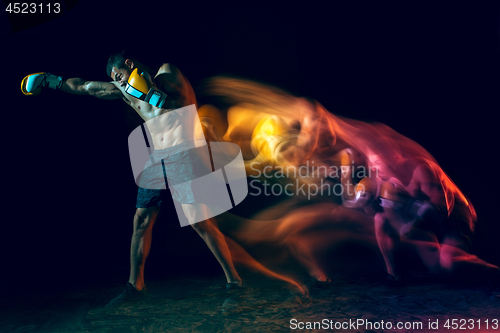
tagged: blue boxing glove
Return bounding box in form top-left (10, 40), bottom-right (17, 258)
top-left (21, 72), bottom-right (63, 95)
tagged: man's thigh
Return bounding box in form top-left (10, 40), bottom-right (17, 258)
top-left (181, 202), bottom-right (214, 225)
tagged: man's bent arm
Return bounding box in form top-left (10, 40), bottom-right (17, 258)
top-left (154, 63), bottom-right (196, 106)
top-left (61, 78), bottom-right (122, 100)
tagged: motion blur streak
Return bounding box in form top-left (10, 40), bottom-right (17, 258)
top-left (198, 77), bottom-right (479, 291)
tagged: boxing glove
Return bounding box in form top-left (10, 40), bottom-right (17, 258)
top-left (21, 72), bottom-right (63, 95)
top-left (125, 68), bottom-right (167, 108)
top-left (343, 177), bottom-right (377, 208)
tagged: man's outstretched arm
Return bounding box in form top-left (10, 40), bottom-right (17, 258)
top-left (21, 72), bottom-right (122, 100)
top-left (61, 78), bottom-right (122, 100)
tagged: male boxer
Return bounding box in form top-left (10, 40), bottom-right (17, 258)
top-left (21, 50), bottom-right (242, 309)
top-left (365, 154), bottom-right (499, 284)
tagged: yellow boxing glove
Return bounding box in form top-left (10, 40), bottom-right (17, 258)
top-left (124, 68), bottom-right (167, 108)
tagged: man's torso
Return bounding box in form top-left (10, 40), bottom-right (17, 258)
top-left (114, 65), bottom-right (199, 149)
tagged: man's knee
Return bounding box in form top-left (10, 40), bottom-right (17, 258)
top-left (191, 219), bottom-right (220, 241)
top-left (374, 212), bottom-right (388, 231)
top-left (133, 207), bottom-right (160, 235)
top-left (439, 239), bottom-right (467, 272)
top-left (375, 212), bottom-right (401, 244)
top-left (182, 202), bottom-right (212, 225)
top-left (439, 247), bottom-right (455, 272)
top-left (190, 219), bottom-right (209, 233)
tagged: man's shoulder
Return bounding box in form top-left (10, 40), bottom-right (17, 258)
top-left (156, 63), bottom-right (179, 75)
top-left (412, 162), bottom-right (439, 184)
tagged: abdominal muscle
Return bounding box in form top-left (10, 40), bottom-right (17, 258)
top-left (150, 122), bottom-right (189, 149)
top-left (137, 102), bottom-right (205, 150)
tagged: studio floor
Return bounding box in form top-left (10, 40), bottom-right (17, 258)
top-left (1, 268), bottom-right (498, 333)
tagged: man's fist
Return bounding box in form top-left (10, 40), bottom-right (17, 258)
top-left (21, 72), bottom-right (63, 95)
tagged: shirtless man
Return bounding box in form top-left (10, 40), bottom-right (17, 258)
top-left (336, 147), bottom-right (499, 285)
top-left (21, 50), bottom-right (242, 309)
top-left (367, 154), bottom-right (499, 283)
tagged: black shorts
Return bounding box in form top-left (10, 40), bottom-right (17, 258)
top-left (136, 142), bottom-right (213, 208)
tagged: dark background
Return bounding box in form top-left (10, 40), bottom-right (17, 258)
top-left (2, 2), bottom-right (500, 294)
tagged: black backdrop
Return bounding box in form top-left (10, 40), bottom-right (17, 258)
top-left (2, 1), bottom-right (500, 293)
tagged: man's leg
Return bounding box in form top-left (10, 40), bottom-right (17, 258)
top-left (130, 206), bottom-right (161, 290)
top-left (374, 212), bottom-right (399, 278)
top-left (107, 206), bottom-right (160, 305)
top-left (181, 203), bottom-right (242, 286)
top-left (402, 225), bottom-right (441, 274)
top-left (440, 236), bottom-right (499, 273)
